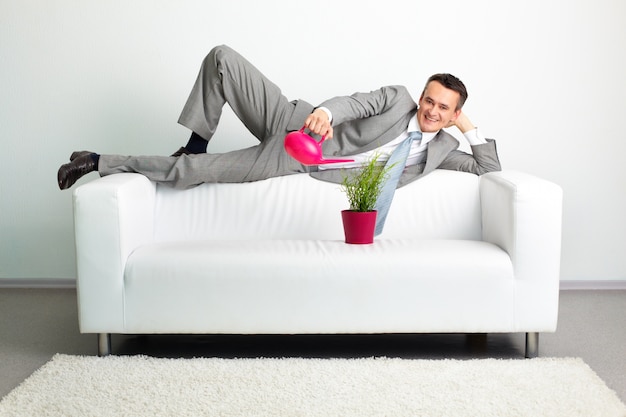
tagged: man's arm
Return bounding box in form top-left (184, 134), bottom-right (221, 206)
top-left (304, 85), bottom-right (414, 141)
top-left (442, 111), bottom-right (501, 174)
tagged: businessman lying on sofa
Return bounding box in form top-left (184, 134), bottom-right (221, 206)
top-left (58, 44), bottom-right (500, 191)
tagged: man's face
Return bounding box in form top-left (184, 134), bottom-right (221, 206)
top-left (417, 81), bottom-right (462, 132)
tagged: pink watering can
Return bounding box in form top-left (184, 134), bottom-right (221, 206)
top-left (284, 127), bottom-right (355, 166)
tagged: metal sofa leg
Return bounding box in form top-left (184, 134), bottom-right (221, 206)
top-left (98, 333), bottom-right (111, 357)
top-left (525, 332), bottom-right (539, 358)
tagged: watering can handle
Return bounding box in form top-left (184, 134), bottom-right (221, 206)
top-left (299, 126), bottom-right (327, 144)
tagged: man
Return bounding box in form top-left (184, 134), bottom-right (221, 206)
top-left (58, 45), bottom-right (500, 190)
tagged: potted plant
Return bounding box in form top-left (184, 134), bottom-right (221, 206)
top-left (340, 154), bottom-right (394, 244)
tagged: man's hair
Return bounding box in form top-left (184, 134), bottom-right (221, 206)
top-left (424, 73), bottom-right (468, 110)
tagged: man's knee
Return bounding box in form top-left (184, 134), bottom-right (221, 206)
top-left (203, 44), bottom-right (235, 68)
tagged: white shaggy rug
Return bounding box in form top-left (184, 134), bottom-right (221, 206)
top-left (1, 355), bottom-right (625, 417)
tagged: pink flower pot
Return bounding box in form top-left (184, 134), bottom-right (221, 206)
top-left (341, 210), bottom-right (377, 244)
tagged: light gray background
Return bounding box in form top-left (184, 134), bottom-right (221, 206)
top-left (1, 0), bottom-right (625, 283)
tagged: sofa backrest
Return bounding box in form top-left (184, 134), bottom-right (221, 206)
top-left (152, 170), bottom-right (482, 242)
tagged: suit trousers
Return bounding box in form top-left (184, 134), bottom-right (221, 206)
top-left (99, 45), bottom-right (313, 189)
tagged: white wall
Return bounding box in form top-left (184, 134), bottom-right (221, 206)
top-left (1, 0), bottom-right (625, 282)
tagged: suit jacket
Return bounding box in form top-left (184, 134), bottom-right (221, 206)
top-left (301, 85), bottom-right (501, 187)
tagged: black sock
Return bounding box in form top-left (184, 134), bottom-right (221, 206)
top-left (90, 153), bottom-right (100, 169)
top-left (184, 132), bottom-right (208, 154)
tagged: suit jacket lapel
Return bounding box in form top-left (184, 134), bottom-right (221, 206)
top-left (396, 130), bottom-right (459, 187)
top-left (422, 131), bottom-right (459, 176)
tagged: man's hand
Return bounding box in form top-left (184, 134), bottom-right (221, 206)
top-left (304, 108), bottom-right (334, 139)
top-left (447, 111), bottom-right (475, 133)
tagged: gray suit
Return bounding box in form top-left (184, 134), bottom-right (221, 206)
top-left (99, 45), bottom-right (501, 189)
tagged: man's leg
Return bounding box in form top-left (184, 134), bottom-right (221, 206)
top-left (177, 45), bottom-right (295, 149)
top-left (57, 45), bottom-right (315, 190)
top-left (98, 134), bottom-right (307, 189)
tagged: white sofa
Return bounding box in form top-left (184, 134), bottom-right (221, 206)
top-left (73, 169), bottom-right (562, 358)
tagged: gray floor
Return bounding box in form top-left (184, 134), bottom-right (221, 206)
top-left (1, 288), bottom-right (625, 403)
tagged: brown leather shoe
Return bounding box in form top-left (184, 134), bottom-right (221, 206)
top-left (171, 147), bottom-right (191, 157)
top-left (57, 153), bottom-right (97, 190)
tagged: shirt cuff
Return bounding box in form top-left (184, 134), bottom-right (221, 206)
top-left (463, 128), bottom-right (487, 146)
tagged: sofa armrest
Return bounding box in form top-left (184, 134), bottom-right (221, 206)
top-left (73, 173), bottom-right (156, 333)
top-left (480, 170), bottom-right (563, 284)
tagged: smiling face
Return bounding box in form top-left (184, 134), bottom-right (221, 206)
top-left (416, 81), bottom-right (462, 132)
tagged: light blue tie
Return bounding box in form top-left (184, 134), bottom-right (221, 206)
top-left (374, 130), bottom-right (422, 235)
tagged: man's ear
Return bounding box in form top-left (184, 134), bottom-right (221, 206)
top-left (445, 109), bottom-right (462, 128)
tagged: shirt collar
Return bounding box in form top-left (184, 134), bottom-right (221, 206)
top-left (408, 114), bottom-right (438, 145)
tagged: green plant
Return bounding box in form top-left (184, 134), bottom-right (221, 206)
top-left (341, 154), bottom-right (394, 212)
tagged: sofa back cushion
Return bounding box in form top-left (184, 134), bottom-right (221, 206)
top-left (153, 170), bottom-right (482, 242)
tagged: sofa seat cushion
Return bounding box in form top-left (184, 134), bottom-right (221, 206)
top-left (123, 239), bottom-right (515, 333)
